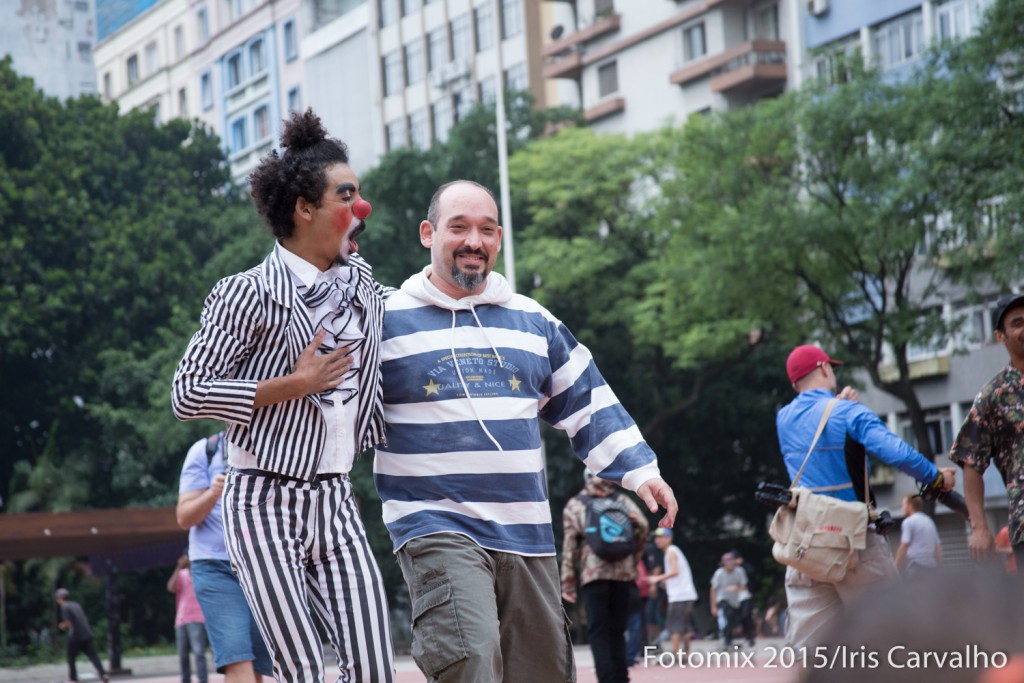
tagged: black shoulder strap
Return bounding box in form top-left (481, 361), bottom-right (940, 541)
top-left (205, 432), bottom-right (223, 467)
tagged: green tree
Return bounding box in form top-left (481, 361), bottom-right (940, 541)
top-left (643, 41), bottom-right (1024, 460)
top-left (0, 57), bottom-right (267, 511)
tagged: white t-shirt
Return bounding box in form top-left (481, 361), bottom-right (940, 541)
top-left (663, 545), bottom-right (698, 603)
top-left (901, 511), bottom-right (941, 568)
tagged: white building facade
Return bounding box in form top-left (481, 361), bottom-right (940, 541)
top-left (539, 0), bottom-right (802, 134)
top-left (94, 0), bottom-right (304, 181)
top-left (1, 0), bottom-right (99, 98)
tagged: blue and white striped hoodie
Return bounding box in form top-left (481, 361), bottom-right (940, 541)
top-left (374, 267), bottom-right (662, 556)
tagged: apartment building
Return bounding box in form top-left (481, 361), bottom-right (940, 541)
top-left (94, 0), bottom-right (304, 181)
top-left (803, 0), bottom-right (1002, 560)
top-left (1, 0), bottom-right (99, 99)
top-left (539, 0), bottom-right (802, 135)
top-left (357, 0), bottom-right (575, 155)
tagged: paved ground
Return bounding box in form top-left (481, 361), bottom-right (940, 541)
top-left (0, 639), bottom-right (796, 683)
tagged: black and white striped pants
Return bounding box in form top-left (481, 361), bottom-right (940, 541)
top-left (224, 470), bottom-right (395, 682)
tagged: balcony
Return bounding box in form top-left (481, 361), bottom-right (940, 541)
top-left (584, 96), bottom-right (625, 123)
top-left (541, 13), bottom-right (622, 81)
top-left (670, 40), bottom-right (787, 93)
top-left (543, 49), bottom-right (583, 80)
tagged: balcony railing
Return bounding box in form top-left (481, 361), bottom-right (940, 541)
top-left (670, 40), bottom-right (787, 93)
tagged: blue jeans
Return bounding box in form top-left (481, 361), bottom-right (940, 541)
top-left (190, 559), bottom-right (273, 677)
top-left (175, 622), bottom-right (208, 683)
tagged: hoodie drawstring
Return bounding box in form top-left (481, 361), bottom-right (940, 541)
top-left (450, 306), bottom-right (504, 452)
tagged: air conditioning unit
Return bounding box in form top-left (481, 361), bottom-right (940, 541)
top-left (808, 0), bottom-right (829, 17)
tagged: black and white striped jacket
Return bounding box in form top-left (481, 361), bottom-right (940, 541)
top-left (172, 247), bottom-right (387, 480)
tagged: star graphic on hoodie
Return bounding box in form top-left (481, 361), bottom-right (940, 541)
top-left (423, 378), bottom-right (441, 396)
top-left (509, 375), bottom-right (522, 391)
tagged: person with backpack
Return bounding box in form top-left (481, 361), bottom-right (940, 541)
top-left (176, 432), bottom-right (272, 682)
top-left (561, 469), bottom-right (649, 683)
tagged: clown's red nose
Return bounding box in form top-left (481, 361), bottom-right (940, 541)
top-left (353, 199), bottom-right (372, 220)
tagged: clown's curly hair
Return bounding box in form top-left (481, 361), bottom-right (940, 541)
top-left (249, 108), bottom-right (350, 239)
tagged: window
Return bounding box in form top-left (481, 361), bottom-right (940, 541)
top-left (597, 60), bottom-right (618, 97)
top-left (196, 8), bottom-right (209, 44)
top-left (906, 306), bottom-right (948, 361)
top-left (478, 75), bottom-right (496, 104)
top-left (401, 0), bottom-right (419, 16)
top-left (683, 22), bottom-right (706, 61)
top-left (386, 118), bottom-right (407, 151)
top-left (254, 105), bottom-right (271, 141)
top-left (283, 20), bottom-right (298, 61)
top-left (145, 41), bottom-right (158, 76)
top-left (408, 108), bottom-right (428, 149)
top-left (174, 25), bottom-right (185, 59)
top-left (432, 97), bottom-right (452, 142)
top-left (594, 0), bottom-right (614, 16)
top-left (77, 41), bottom-right (92, 62)
top-left (382, 50), bottom-right (404, 96)
top-left (102, 71), bottom-right (111, 98)
top-left (475, 3), bottom-right (494, 52)
top-left (178, 87), bottom-right (188, 116)
top-left (453, 85), bottom-right (474, 122)
top-left (227, 52), bottom-right (243, 89)
top-left (872, 11), bottom-right (924, 70)
top-left (450, 14), bottom-right (472, 62)
top-left (250, 39), bottom-right (266, 75)
top-left (287, 86), bottom-right (301, 111)
top-left (751, 4), bottom-right (779, 40)
top-left (231, 117), bottom-right (248, 151)
top-left (899, 409), bottom-right (955, 457)
top-left (74, 0), bottom-right (88, 11)
top-left (127, 54), bottom-right (139, 85)
top-left (501, 0), bottom-right (523, 38)
top-left (150, 101), bottom-right (161, 125)
top-left (223, 0), bottom-right (242, 22)
top-left (936, 0), bottom-right (992, 41)
top-left (503, 62), bottom-right (526, 93)
top-left (428, 27), bottom-right (448, 73)
top-left (811, 33), bottom-right (859, 84)
top-left (405, 39), bottom-right (425, 85)
top-left (379, 0), bottom-right (399, 27)
top-left (200, 71), bottom-right (213, 108)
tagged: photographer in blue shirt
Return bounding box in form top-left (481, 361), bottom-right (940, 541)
top-left (775, 345), bottom-right (956, 648)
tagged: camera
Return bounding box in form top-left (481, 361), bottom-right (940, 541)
top-left (755, 482), bottom-right (894, 535)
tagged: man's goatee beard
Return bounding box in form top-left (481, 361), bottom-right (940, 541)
top-left (452, 266), bottom-right (485, 292)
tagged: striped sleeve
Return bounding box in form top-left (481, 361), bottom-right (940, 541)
top-left (539, 316), bottom-right (661, 492)
top-left (171, 274), bottom-right (262, 424)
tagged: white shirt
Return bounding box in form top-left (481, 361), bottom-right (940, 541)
top-left (227, 243), bottom-right (362, 474)
top-left (663, 545), bottom-right (698, 603)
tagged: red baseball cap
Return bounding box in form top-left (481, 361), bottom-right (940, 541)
top-left (786, 345), bottom-right (843, 384)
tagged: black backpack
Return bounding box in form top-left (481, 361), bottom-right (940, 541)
top-left (580, 493), bottom-right (636, 561)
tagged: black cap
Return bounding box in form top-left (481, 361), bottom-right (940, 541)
top-left (993, 293), bottom-right (1024, 331)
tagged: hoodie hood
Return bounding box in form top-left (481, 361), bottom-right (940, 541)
top-left (400, 266), bottom-right (514, 311)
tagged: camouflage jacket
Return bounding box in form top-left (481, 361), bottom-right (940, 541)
top-left (560, 480), bottom-right (648, 594)
top-left (950, 365), bottom-right (1024, 544)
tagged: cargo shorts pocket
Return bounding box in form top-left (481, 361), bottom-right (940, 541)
top-left (410, 580), bottom-right (468, 677)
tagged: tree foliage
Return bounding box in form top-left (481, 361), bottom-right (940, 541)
top-left (0, 57), bottom-right (271, 658)
top-left (642, 32), bottom-right (1024, 458)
